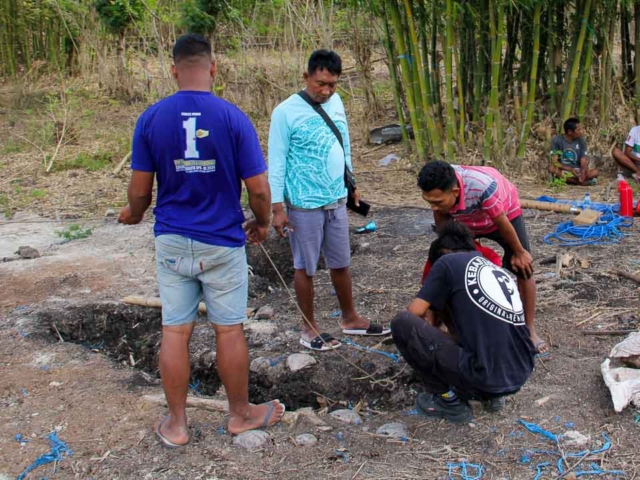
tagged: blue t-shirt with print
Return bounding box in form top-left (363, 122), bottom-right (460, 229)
top-left (131, 91), bottom-right (267, 247)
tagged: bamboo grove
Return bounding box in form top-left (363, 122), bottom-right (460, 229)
top-left (375, 0), bottom-right (640, 162)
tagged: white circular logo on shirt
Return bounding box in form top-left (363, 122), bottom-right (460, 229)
top-left (465, 256), bottom-right (524, 325)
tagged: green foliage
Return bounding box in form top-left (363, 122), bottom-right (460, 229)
top-left (95, 0), bottom-right (145, 36)
top-left (56, 151), bottom-right (113, 172)
top-left (29, 189), bottom-right (47, 198)
top-left (56, 224), bottom-right (93, 241)
top-left (548, 173), bottom-right (569, 191)
top-left (180, 0), bottom-right (226, 36)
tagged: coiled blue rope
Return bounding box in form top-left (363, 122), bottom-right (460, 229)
top-left (543, 209), bottom-right (634, 246)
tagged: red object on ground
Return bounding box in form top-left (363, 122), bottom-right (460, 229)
top-left (421, 242), bottom-right (502, 284)
top-left (618, 177), bottom-right (634, 217)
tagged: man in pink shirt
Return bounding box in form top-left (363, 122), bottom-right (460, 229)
top-left (417, 161), bottom-right (547, 357)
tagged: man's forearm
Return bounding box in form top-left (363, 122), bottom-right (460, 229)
top-left (249, 191), bottom-right (271, 227)
top-left (494, 215), bottom-right (526, 254)
top-left (128, 192), bottom-right (152, 219)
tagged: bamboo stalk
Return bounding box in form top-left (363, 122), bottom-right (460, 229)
top-left (635, 0), bottom-right (640, 122)
top-left (386, 0), bottom-right (426, 159)
top-left (444, 0), bottom-right (457, 159)
top-left (577, 27), bottom-right (595, 119)
top-left (381, 9), bottom-right (410, 152)
top-left (402, 0), bottom-right (443, 158)
top-left (561, 0), bottom-right (592, 121)
top-left (453, 21), bottom-right (466, 148)
top-left (517, 2), bottom-right (542, 160)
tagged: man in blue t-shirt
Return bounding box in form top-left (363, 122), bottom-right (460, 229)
top-left (268, 50), bottom-right (389, 352)
top-left (391, 222), bottom-right (535, 424)
top-left (118, 34), bottom-right (285, 447)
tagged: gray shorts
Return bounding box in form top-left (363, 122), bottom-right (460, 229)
top-left (288, 204), bottom-right (351, 277)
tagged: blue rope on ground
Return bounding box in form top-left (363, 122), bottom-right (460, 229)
top-left (518, 419), bottom-right (560, 443)
top-left (341, 338), bottom-right (401, 363)
top-left (543, 210), bottom-right (634, 247)
top-left (447, 461), bottom-right (484, 480)
top-left (533, 462), bottom-right (550, 480)
top-left (17, 432), bottom-right (72, 480)
top-left (517, 421), bottom-right (625, 478)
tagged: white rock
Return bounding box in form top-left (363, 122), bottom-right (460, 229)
top-left (287, 353), bottom-right (317, 372)
top-left (376, 422), bottom-right (408, 439)
top-left (254, 306), bottom-right (275, 320)
top-left (564, 430), bottom-right (591, 447)
top-left (105, 209), bottom-right (116, 217)
top-left (49, 381), bottom-right (64, 388)
top-left (317, 425), bottom-right (333, 432)
top-left (295, 433), bottom-right (318, 446)
top-left (232, 430), bottom-right (270, 450)
top-left (249, 357), bottom-right (272, 374)
top-left (330, 409), bottom-right (363, 425)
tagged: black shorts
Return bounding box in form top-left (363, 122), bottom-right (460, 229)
top-left (476, 215), bottom-right (531, 278)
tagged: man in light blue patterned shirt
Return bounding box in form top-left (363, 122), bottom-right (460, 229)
top-left (268, 50), bottom-right (389, 351)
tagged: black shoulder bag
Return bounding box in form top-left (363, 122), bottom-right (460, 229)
top-left (297, 91), bottom-right (370, 216)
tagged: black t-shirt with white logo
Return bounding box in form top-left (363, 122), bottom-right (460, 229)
top-left (417, 251), bottom-right (535, 393)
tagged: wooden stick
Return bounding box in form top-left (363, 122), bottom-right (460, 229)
top-left (113, 151), bottom-right (132, 174)
top-left (582, 330), bottom-right (638, 336)
top-left (610, 269), bottom-right (640, 285)
top-left (122, 295), bottom-right (255, 317)
top-left (520, 199), bottom-right (579, 214)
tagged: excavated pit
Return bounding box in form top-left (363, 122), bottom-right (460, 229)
top-left (35, 302), bottom-right (411, 411)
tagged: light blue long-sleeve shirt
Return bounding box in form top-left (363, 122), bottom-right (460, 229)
top-left (268, 91), bottom-right (353, 209)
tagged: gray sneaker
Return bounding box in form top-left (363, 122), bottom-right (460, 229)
top-left (483, 396), bottom-right (506, 413)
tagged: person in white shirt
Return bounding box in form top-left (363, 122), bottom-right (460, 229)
top-left (611, 126), bottom-right (640, 183)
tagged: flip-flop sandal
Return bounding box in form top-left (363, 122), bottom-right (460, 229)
top-left (155, 416), bottom-right (188, 448)
top-left (299, 333), bottom-right (341, 351)
top-left (259, 400), bottom-right (287, 429)
top-left (342, 323), bottom-right (391, 336)
top-left (534, 341), bottom-right (551, 359)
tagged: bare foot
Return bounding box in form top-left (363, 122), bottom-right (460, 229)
top-left (340, 313), bottom-right (370, 331)
top-left (156, 416), bottom-right (189, 447)
top-left (531, 332), bottom-right (549, 355)
top-left (301, 327), bottom-right (340, 347)
top-left (228, 400), bottom-right (286, 435)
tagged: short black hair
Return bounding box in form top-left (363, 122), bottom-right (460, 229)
top-left (428, 221), bottom-right (476, 264)
top-left (563, 117), bottom-right (581, 133)
top-left (308, 50), bottom-right (342, 76)
top-left (417, 160), bottom-right (457, 192)
top-left (173, 34), bottom-right (212, 64)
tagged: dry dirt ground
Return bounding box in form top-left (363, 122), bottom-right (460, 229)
top-left (1, 164), bottom-right (640, 479)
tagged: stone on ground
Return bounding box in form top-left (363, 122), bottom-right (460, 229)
top-left (330, 409), bottom-right (362, 425)
top-left (254, 305), bottom-right (275, 319)
top-left (295, 433), bottom-right (318, 447)
top-left (564, 430), bottom-right (591, 447)
top-left (232, 430), bottom-right (270, 450)
top-left (286, 353), bottom-right (317, 372)
top-left (376, 421), bottom-right (408, 439)
top-left (17, 246), bottom-right (40, 259)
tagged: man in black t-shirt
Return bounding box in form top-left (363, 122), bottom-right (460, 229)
top-left (391, 223), bottom-right (535, 423)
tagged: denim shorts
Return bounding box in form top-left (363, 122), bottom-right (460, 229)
top-left (288, 203), bottom-right (351, 277)
top-left (155, 234), bottom-right (248, 326)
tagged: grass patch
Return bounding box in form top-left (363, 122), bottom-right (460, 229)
top-left (30, 188), bottom-right (47, 198)
top-left (56, 224), bottom-right (93, 241)
top-left (55, 151), bottom-right (113, 172)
